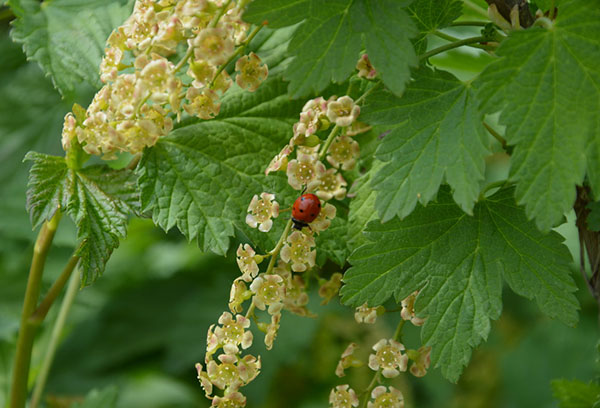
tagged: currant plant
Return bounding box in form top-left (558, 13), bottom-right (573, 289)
top-left (3, 0), bottom-right (600, 407)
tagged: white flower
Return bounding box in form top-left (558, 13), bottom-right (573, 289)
top-left (246, 192), bottom-right (279, 232)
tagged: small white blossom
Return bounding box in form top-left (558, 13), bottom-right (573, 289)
top-left (246, 193), bottom-right (279, 232)
top-left (367, 386), bottom-right (404, 408)
top-left (329, 384), bottom-right (359, 408)
top-left (326, 96), bottom-right (360, 127)
top-left (368, 339), bottom-right (408, 378)
top-left (280, 231), bottom-right (316, 272)
top-left (236, 244), bottom-right (259, 282)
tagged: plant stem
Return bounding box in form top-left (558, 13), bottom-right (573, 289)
top-left (355, 81), bottom-right (382, 106)
top-left (318, 125), bottom-right (341, 161)
top-left (433, 30), bottom-right (494, 51)
top-left (419, 36), bottom-right (488, 61)
top-left (463, 0), bottom-right (489, 18)
top-left (393, 320), bottom-right (406, 342)
top-left (450, 20), bottom-right (489, 27)
top-left (209, 23), bottom-right (265, 88)
top-left (360, 371), bottom-right (380, 408)
top-left (29, 254), bottom-right (79, 325)
top-left (174, 46), bottom-right (195, 73)
top-left (10, 213), bottom-right (61, 408)
top-left (479, 179), bottom-right (508, 200)
top-left (209, 0), bottom-right (232, 28)
top-left (265, 219), bottom-right (293, 275)
top-left (30, 269), bottom-right (80, 408)
top-left (483, 121), bottom-right (507, 149)
top-left (549, 0), bottom-right (556, 19)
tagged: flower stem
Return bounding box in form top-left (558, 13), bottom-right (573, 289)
top-left (10, 213), bottom-right (61, 408)
top-left (209, 23), bottom-right (265, 88)
top-left (355, 81), bottom-right (382, 106)
top-left (265, 219), bottom-right (293, 274)
top-left (419, 35), bottom-right (488, 61)
top-left (433, 30), bottom-right (495, 51)
top-left (209, 0), bottom-right (233, 28)
top-left (318, 125), bottom-right (341, 161)
top-left (360, 371), bottom-right (381, 408)
top-left (393, 320), bottom-right (406, 342)
top-left (30, 268), bottom-right (80, 408)
top-left (174, 45), bottom-right (195, 73)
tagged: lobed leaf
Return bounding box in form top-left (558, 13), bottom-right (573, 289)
top-left (408, 0), bottom-right (463, 32)
top-left (9, 0), bottom-right (132, 97)
top-left (476, 0), bottom-right (600, 230)
top-left (244, 0), bottom-right (417, 98)
top-left (138, 79), bottom-right (303, 256)
top-left (362, 67), bottom-right (489, 221)
top-left (341, 187), bottom-right (578, 381)
top-left (25, 153), bottom-right (139, 284)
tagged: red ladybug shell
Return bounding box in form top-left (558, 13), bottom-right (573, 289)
top-left (292, 193), bottom-right (321, 229)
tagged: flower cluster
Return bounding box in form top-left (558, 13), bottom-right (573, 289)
top-left (62, 0), bottom-right (269, 160)
top-left (265, 95), bottom-right (362, 203)
top-left (330, 290), bottom-right (432, 407)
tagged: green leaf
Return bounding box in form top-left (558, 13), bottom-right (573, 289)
top-left (341, 187), bottom-right (578, 381)
top-left (25, 153), bottom-right (139, 283)
top-left (71, 386), bottom-right (118, 408)
top-left (362, 67), bottom-right (489, 222)
top-left (284, 0), bottom-right (361, 98)
top-left (24, 152), bottom-right (69, 228)
top-left (347, 160), bottom-right (384, 252)
top-left (552, 379), bottom-right (600, 408)
top-left (9, 0), bottom-right (132, 97)
top-left (138, 79), bottom-right (303, 256)
top-left (71, 165), bottom-right (139, 284)
top-left (0, 39), bottom-right (69, 239)
top-left (475, 0), bottom-right (600, 231)
top-left (244, 0), bottom-right (310, 28)
top-left (408, 0), bottom-right (463, 32)
top-left (246, 0), bottom-right (416, 98)
top-left (352, 0), bottom-right (418, 96)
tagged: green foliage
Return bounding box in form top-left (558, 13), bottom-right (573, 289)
top-left (138, 79), bottom-right (302, 255)
top-left (408, 0), bottom-right (463, 32)
top-left (341, 187), bottom-right (578, 381)
top-left (362, 67), bottom-right (489, 221)
top-left (9, 0), bottom-right (132, 97)
top-left (552, 379), bottom-right (600, 408)
top-left (476, 0), bottom-right (600, 231)
top-left (245, 0), bottom-right (417, 97)
top-left (71, 387), bottom-right (119, 408)
top-left (25, 152), bottom-right (139, 283)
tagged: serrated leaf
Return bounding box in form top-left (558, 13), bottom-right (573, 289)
top-left (244, 0), bottom-right (310, 28)
top-left (362, 67), bottom-right (489, 221)
top-left (25, 153), bottom-right (139, 283)
top-left (245, 0), bottom-right (417, 98)
top-left (138, 79), bottom-right (303, 256)
top-left (352, 0), bottom-right (418, 96)
top-left (24, 152), bottom-right (69, 228)
top-left (341, 187), bottom-right (578, 381)
top-left (71, 386), bottom-right (118, 408)
top-left (70, 165), bottom-right (139, 284)
top-left (9, 0), bottom-right (132, 97)
top-left (347, 160), bottom-right (384, 251)
top-left (475, 0), bottom-right (600, 231)
top-left (552, 379), bottom-right (600, 408)
top-left (284, 0), bottom-right (361, 98)
top-left (408, 0), bottom-right (463, 32)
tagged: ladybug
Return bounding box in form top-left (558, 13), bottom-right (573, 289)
top-left (291, 193), bottom-right (321, 230)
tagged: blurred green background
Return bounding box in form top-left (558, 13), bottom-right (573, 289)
top-left (1, 3), bottom-right (599, 407)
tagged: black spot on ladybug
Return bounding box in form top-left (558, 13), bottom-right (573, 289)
top-left (317, 202), bottom-right (321, 207)
top-left (300, 209), bottom-right (304, 212)
top-left (311, 213), bottom-right (316, 217)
